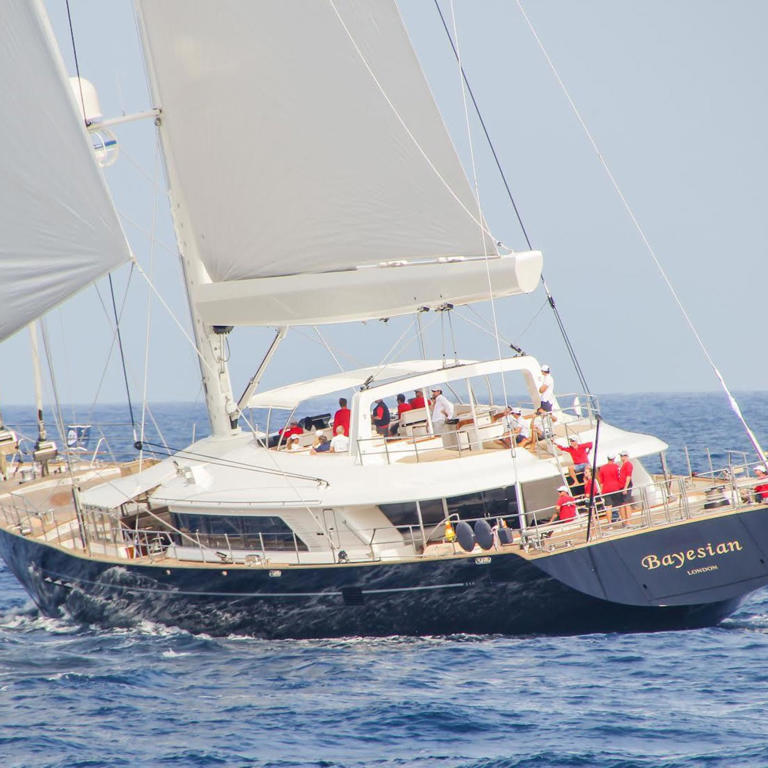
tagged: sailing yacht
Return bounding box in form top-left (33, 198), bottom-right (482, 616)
top-left (2, 0), bottom-right (768, 638)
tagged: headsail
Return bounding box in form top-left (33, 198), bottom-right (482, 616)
top-left (137, 0), bottom-right (541, 326)
top-left (0, 1), bottom-right (132, 342)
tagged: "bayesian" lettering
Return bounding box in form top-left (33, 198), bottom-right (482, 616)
top-left (641, 540), bottom-right (742, 570)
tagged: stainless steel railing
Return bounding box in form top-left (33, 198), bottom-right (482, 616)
top-left (2, 456), bottom-right (766, 565)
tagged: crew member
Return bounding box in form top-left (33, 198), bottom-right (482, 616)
top-left (598, 454), bottom-right (622, 523)
top-left (538, 364), bottom-right (555, 412)
top-left (556, 436), bottom-right (593, 484)
top-left (618, 449), bottom-right (636, 524)
top-left (372, 399), bottom-right (390, 436)
top-left (333, 398), bottom-right (351, 437)
top-left (548, 485), bottom-right (577, 523)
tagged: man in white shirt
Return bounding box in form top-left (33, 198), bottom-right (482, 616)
top-left (430, 387), bottom-right (454, 434)
top-left (538, 364), bottom-right (554, 412)
top-left (330, 425), bottom-right (350, 453)
top-left (504, 407), bottom-right (529, 445)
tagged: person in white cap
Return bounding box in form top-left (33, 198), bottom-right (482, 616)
top-left (500, 407), bottom-right (529, 448)
top-left (548, 484), bottom-right (577, 524)
top-left (538, 364), bottom-right (554, 412)
top-left (754, 466), bottom-right (768, 501)
top-left (555, 435), bottom-right (593, 484)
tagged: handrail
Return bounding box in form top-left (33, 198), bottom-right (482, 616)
top-left (2, 456), bottom-right (767, 565)
top-left (354, 394), bottom-right (598, 465)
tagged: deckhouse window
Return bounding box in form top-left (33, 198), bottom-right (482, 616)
top-left (171, 513), bottom-right (307, 551)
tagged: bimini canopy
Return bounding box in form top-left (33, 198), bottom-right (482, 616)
top-left (136, 0), bottom-right (542, 326)
top-left (247, 360), bottom-right (463, 411)
top-left (0, 1), bottom-right (131, 342)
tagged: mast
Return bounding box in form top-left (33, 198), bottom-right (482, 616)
top-left (28, 322), bottom-right (57, 475)
top-left (133, 12), bottom-right (239, 439)
top-left (174, 223), bottom-right (239, 438)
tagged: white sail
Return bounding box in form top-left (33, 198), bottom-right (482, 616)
top-left (0, 1), bottom-right (132, 343)
top-left (136, 0), bottom-right (540, 324)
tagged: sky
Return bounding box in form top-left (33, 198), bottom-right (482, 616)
top-left (1, 0), bottom-right (767, 411)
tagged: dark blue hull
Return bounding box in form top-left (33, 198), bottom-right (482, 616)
top-left (3, 505), bottom-right (768, 637)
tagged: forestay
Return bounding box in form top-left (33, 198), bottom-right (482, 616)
top-left (136, 0), bottom-right (539, 324)
top-left (0, 1), bottom-right (132, 342)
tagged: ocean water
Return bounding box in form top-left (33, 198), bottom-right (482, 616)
top-left (1, 393), bottom-right (768, 768)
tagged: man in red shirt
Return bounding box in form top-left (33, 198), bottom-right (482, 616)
top-left (279, 421), bottom-right (302, 439)
top-left (273, 420), bottom-right (302, 448)
top-left (598, 455), bottom-right (622, 523)
top-left (753, 466), bottom-right (768, 501)
top-left (332, 397), bottom-right (351, 437)
top-left (372, 399), bottom-right (390, 436)
top-left (580, 466), bottom-right (603, 521)
top-left (409, 390), bottom-right (427, 409)
top-left (556, 436), bottom-right (593, 484)
top-left (549, 485), bottom-right (577, 524)
top-left (389, 393), bottom-right (413, 436)
top-left (618, 450), bottom-right (636, 524)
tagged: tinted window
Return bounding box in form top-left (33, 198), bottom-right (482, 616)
top-left (170, 514), bottom-right (307, 551)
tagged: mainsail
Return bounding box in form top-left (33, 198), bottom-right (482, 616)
top-left (0, 0), bottom-right (132, 342)
top-left (137, 0), bottom-right (541, 326)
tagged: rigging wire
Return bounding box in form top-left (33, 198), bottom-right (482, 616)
top-left (39, 319), bottom-right (73, 473)
top-left (64, 0), bottom-right (88, 127)
top-left (512, 298), bottom-right (551, 343)
top-left (313, 327), bottom-right (345, 372)
top-left (138, 440), bottom-right (329, 486)
top-left (364, 312), bottom-right (443, 387)
top-left (291, 326), bottom-right (365, 370)
top-left (108, 271), bottom-right (137, 441)
top-left (139, 132), bottom-right (163, 471)
top-left (447, 0), bottom-right (511, 412)
top-left (446, 305), bottom-right (458, 363)
top-left (514, 0), bottom-right (767, 464)
top-left (89, 271), bottom-right (135, 416)
top-left (432, 0), bottom-right (591, 397)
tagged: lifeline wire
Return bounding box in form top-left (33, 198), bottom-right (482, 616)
top-left (515, 0), bottom-right (767, 465)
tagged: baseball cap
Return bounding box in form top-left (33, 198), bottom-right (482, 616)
top-left (557, 485), bottom-right (569, 493)
top-left (541, 364), bottom-right (551, 373)
top-left (619, 450), bottom-right (629, 456)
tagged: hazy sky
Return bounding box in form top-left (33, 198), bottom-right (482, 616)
top-left (2, 1), bottom-right (767, 409)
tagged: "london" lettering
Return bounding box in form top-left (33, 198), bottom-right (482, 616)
top-left (641, 540), bottom-right (742, 570)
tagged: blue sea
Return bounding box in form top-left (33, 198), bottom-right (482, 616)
top-left (1, 393), bottom-right (768, 768)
